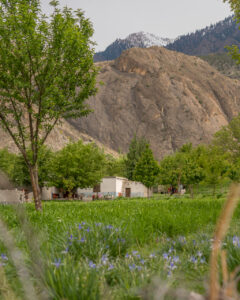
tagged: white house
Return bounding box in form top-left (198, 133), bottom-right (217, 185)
top-left (77, 177), bottom-right (151, 199)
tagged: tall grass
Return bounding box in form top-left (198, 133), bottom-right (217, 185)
top-left (0, 193), bottom-right (239, 299)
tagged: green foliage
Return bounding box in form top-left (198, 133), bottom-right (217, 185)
top-left (125, 135), bottom-right (149, 180)
top-left (0, 0), bottom-right (98, 208)
top-left (12, 146), bottom-right (53, 187)
top-left (48, 140), bottom-right (105, 193)
top-left (202, 146), bottom-right (229, 194)
top-left (0, 149), bottom-right (16, 178)
top-left (133, 144), bottom-right (159, 189)
top-left (213, 114), bottom-right (240, 162)
top-left (104, 155), bottom-right (126, 177)
top-left (1, 195), bottom-right (240, 298)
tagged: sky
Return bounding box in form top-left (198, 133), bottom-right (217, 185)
top-left (40, 0), bottom-right (232, 51)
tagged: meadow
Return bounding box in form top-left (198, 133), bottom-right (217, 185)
top-left (0, 190), bottom-right (240, 299)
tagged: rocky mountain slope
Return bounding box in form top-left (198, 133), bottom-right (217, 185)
top-left (167, 16), bottom-right (240, 55)
top-left (70, 46), bottom-right (240, 160)
top-left (94, 32), bottom-right (172, 62)
top-left (199, 52), bottom-right (240, 79)
top-left (0, 120), bottom-right (118, 156)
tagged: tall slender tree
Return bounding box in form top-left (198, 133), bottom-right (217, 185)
top-left (0, 0), bottom-right (98, 210)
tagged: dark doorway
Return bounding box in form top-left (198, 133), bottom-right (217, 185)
top-left (93, 184), bottom-right (101, 193)
top-left (125, 188), bottom-right (131, 198)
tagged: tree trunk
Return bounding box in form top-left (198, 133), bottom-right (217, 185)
top-left (189, 184), bottom-right (194, 199)
top-left (29, 165), bottom-right (42, 211)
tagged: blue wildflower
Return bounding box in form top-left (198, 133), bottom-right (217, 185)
top-left (137, 266), bottom-right (142, 270)
top-left (129, 264), bottom-right (136, 271)
top-left (52, 258), bottom-right (62, 268)
top-left (168, 262), bottom-right (177, 270)
top-left (125, 253), bottom-right (130, 258)
top-left (132, 251), bottom-right (138, 256)
top-left (79, 237), bottom-right (85, 243)
top-left (172, 256), bottom-right (179, 263)
top-left (89, 261), bottom-right (96, 269)
top-left (200, 257), bottom-right (206, 264)
top-left (108, 264), bottom-right (114, 270)
top-left (140, 259), bottom-right (145, 265)
top-left (197, 251), bottom-right (203, 257)
top-left (233, 236), bottom-right (240, 247)
top-left (163, 253), bottom-right (169, 260)
top-left (149, 253), bottom-right (156, 258)
top-left (190, 256), bottom-right (197, 264)
top-left (61, 247), bottom-right (69, 254)
top-left (0, 254), bottom-right (8, 261)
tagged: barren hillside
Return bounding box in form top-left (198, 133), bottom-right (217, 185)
top-left (70, 46), bottom-right (240, 160)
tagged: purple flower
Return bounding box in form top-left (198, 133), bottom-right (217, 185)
top-left (233, 236), bottom-right (240, 247)
top-left (172, 256), bottom-right (179, 263)
top-left (168, 262), bottom-right (177, 270)
top-left (52, 258), bottom-right (62, 268)
top-left (163, 253), bottom-right (169, 260)
top-left (129, 264), bottom-right (136, 271)
top-left (78, 224), bottom-right (83, 230)
top-left (137, 266), bottom-right (142, 270)
top-left (108, 264), bottom-right (114, 270)
top-left (140, 259), bottom-right (145, 265)
top-left (200, 257), bottom-right (206, 264)
top-left (132, 251), bottom-right (138, 256)
top-left (95, 223), bottom-right (102, 227)
top-left (125, 253), bottom-right (130, 258)
top-left (79, 237), bottom-right (85, 243)
top-left (61, 247), bottom-right (69, 254)
top-left (197, 251), bottom-right (202, 257)
top-left (0, 254), bottom-right (8, 261)
top-left (106, 225), bottom-right (113, 230)
top-left (149, 253), bottom-right (156, 258)
top-left (101, 255), bottom-right (108, 265)
top-left (190, 256), bottom-right (197, 264)
top-left (85, 227), bottom-right (91, 232)
top-left (89, 261), bottom-right (96, 269)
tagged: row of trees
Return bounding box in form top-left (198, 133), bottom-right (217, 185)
top-left (0, 137), bottom-right (160, 197)
top-left (1, 113), bottom-right (240, 198)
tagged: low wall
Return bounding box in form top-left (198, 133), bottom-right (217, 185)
top-left (0, 189), bottom-right (25, 204)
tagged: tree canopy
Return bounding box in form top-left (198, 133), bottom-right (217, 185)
top-left (0, 0), bottom-right (98, 210)
top-left (48, 141), bottom-right (105, 194)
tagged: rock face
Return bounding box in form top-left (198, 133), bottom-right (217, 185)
top-left (0, 119), bottom-right (118, 156)
top-left (70, 46), bottom-right (240, 160)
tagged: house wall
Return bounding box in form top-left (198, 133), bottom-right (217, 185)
top-left (0, 189), bottom-right (25, 204)
top-left (42, 187), bottom-right (60, 200)
top-left (100, 177), bottom-right (117, 196)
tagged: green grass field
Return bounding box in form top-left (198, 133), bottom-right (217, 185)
top-left (0, 193), bottom-right (240, 299)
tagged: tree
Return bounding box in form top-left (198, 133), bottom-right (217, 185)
top-left (133, 144), bottom-right (159, 197)
top-left (213, 114), bottom-right (240, 163)
top-left (104, 154), bottom-right (126, 177)
top-left (48, 141), bottom-right (105, 196)
top-left (0, 1), bottom-right (98, 210)
top-left (159, 154), bottom-right (183, 188)
top-left (125, 135), bottom-right (149, 180)
top-left (179, 144), bottom-right (205, 198)
top-left (202, 146), bottom-right (229, 196)
top-left (11, 146), bottom-right (53, 188)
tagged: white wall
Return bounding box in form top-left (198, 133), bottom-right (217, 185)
top-left (42, 187), bottom-right (59, 200)
top-left (0, 189), bottom-right (25, 204)
top-left (100, 177), bottom-right (117, 196)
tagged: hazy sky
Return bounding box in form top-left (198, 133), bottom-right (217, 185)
top-left (40, 0), bottom-right (232, 51)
